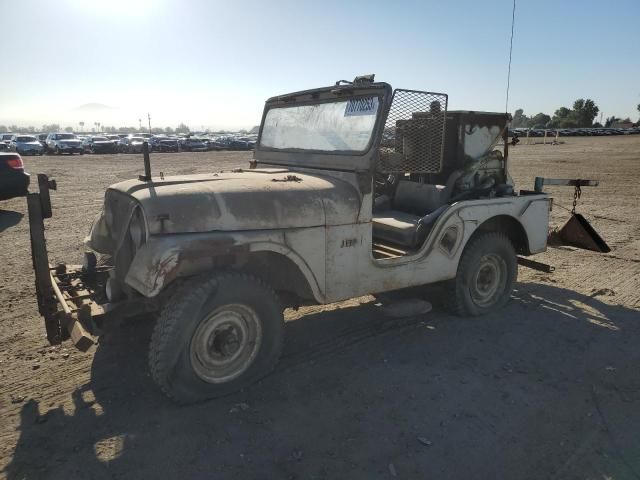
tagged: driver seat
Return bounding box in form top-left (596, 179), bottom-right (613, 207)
top-left (372, 172), bottom-right (462, 249)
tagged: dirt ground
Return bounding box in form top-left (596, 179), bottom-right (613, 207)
top-left (1, 137), bottom-right (639, 479)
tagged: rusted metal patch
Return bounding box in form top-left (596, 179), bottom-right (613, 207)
top-left (271, 175), bottom-right (303, 183)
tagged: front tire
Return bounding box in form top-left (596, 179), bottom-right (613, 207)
top-left (449, 232), bottom-right (517, 316)
top-left (149, 272), bottom-right (284, 403)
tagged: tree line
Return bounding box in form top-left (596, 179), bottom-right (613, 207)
top-left (3, 103), bottom-right (639, 134)
top-left (512, 101), bottom-right (640, 129)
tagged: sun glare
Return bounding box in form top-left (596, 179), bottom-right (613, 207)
top-left (69, 0), bottom-right (157, 17)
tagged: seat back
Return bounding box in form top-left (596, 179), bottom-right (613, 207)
top-left (392, 170), bottom-right (463, 215)
top-left (393, 181), bottom-right (446, 215)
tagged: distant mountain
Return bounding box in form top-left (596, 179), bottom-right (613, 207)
top-left (71, 103), bottom-right (117, 113)
top-left (249, 125), bottom-right (259, 134)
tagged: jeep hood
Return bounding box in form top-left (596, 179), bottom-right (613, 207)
top-left (87, 168), bottom-right (361, 252)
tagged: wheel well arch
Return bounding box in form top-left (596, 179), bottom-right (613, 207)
top-left (237, 251), bottom-right (318, 306)
top-left (471, 215), bottom-right (530, 255)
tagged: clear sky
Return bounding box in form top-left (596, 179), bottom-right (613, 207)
top-left (1, 0), bottom-right (639, 130)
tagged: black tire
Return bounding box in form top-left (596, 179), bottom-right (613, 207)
top-left (149, 272), bottom-right (284, 404)
top-left (449, 232), bottom-right (517, 316)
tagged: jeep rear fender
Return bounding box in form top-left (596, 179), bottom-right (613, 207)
top-left (124, 231), bottom-right (325, 302)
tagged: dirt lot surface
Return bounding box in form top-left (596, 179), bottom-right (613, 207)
top-left (1, 137), bottom-right (639, 479)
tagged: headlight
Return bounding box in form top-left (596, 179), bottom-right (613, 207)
top-left (129, 208), bottom-right (146, 249)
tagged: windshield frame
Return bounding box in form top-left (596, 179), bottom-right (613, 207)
top-left (255, 82), bottom-right (392, 172)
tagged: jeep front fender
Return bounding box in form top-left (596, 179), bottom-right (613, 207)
top-left (124, 231), bottom-right (324, 300)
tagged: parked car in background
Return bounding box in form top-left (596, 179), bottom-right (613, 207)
top-left (205, 137), bottom-right (226, 150)
top-left (157, 138), bottom-right (180, 152)
top-left (37, 133), bottom-right (48, 147)
top-left (10, 135), bottom-right (44, 155)
top-left (1, 133), bottom-right (14, 145)
top-left (120, 136), bottom-right (146, 153)
top-left (82, 136), bottom-right (117, 154)
top-left (46, 133), bottom-right (83, 155)
top-left (148, 135), bottom-right (167, 151)
top-left (0, 152), bottom-right (30, 200)
top-left (228, 139), bottom-right (253, 150)
top-left (180, 137), bottom-right (208, 152)
top-left (104, 134), bottom-right (121, 149)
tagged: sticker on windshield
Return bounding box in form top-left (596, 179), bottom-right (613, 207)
top-left (344, 97), bottom-right (379, 117)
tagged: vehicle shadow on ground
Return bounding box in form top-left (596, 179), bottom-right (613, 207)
top-left (0, 209), bottom-right (23, 233)
top-left (5, 282), bottom-right (640, 480)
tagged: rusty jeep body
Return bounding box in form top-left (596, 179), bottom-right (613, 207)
top-left (29, 75), bottom-right (556, 403)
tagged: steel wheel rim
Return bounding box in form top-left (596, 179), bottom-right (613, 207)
top-left (190, 304), bottom-right (262, 384)
top-left (470, 253), bottom-right (506, 307)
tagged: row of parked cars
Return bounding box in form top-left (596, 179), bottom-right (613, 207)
top-left (509, 127), bottom-right (640, 137)
top-left (0, 132), bottom-right (257, 156)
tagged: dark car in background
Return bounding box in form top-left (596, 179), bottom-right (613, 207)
top-left (157, 138), bottom-right (179, 152)
top-left (228, 139), bottom-right (253, 150)
top-left (104, 134), bottom-right (121, 149)
top-left (119, 136), bottom-right (146, 153)
top-left (180, 137), bottom-right (208, 152)
top-left (0, 152), bottom-right (30, 200)
top-left (148, 135), bottom-right (167, 151)
top-left (46, 133), bottom-right (84, 155)
top-left (10, 135), bottom-right (44, 155)
top-left (82, 136), bottom-right (117, 154)
top-left (205, 138), bottom-right (226, 151)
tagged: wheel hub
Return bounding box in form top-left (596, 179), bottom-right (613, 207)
top-left (470, 254), bottom-right (506, 307)
top-left (190, 304), bottom-right (262, 384)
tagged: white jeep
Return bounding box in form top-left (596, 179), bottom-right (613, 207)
top-left (29, 75), bottom-right (553, 403)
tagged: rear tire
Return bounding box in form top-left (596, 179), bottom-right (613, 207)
top-left (149, 272), bottom-right (284, 404)
top-left (449, 232), bottom-right (517, 316)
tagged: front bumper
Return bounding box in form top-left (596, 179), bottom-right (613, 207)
top-left (17, 145), bottom-right (43, 155)
top-left (58, 144), bottom-right (83, 153)
top-left (27, 174), bottom-right (155, 350)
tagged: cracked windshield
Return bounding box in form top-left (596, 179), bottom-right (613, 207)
top-left (260, 97), bottom-right (379, 152)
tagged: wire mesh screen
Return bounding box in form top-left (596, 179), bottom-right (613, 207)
top-left (378, 89), bottom-right (448, 173)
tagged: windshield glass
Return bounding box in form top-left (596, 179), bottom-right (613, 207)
top-left (260, 97), bottom-right (380, 152)
top-left (58, 134), bottom-right (75, 139)
top-left (93, 137), bottom-right (108, 141)
top-left (131, 137), bottom-right (144, 142)
top-left (17, 136), bottom-right (37, 142)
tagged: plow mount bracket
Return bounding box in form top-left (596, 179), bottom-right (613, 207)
top-left (535, 177), bottom-right (611, 253)
top-left (27, 174), bottom-right (99, 351)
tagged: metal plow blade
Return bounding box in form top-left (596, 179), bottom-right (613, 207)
top-left (549, 213), bottom-right (611, 253)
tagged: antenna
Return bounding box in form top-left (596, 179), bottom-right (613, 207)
top-left (505, 0), bottom-right (516, 113)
